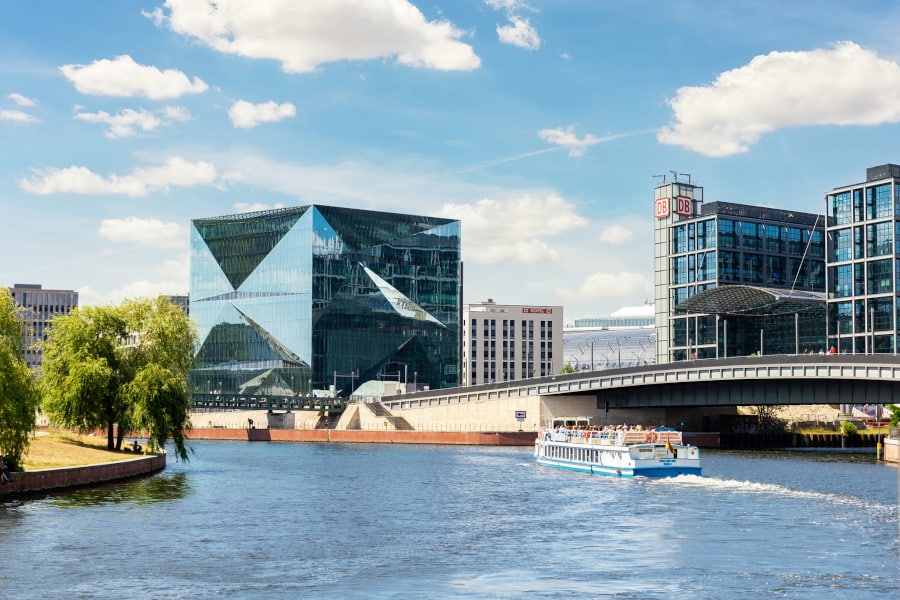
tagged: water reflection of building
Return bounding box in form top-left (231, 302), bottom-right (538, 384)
top-left (189, 205), bottom-right (460, 401)
top-left (654, 175), bottom-right (826, 363)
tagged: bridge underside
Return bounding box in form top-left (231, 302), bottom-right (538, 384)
top-left (597, 378), bottom-right (897, 409)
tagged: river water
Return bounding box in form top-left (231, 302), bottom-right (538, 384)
top-left (1, 441), bottom-right (898, 599)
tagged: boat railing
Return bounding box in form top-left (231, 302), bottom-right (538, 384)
top-left (538, 428), bottom-right (684, 446)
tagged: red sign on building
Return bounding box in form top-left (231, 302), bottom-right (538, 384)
top-left (522, 307), bottom-right (553, 314)
top-left (655, 197), bottom-right (670, 219)
top-left (675, 195), bottom-right (693, 216)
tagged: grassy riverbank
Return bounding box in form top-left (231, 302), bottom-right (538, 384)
top-left (22, 430), bottom-right (144, 470)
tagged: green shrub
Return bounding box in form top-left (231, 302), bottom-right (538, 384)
top-left (841, 421), bottom-right (858, 436)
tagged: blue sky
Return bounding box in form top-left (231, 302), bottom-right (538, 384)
top-left (4, 0), bottom-right (900, 321)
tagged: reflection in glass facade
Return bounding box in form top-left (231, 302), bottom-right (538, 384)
top-left (189, 205), bottom-right (460, 402)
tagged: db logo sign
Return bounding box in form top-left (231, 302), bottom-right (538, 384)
top-left (675, 196), bottom-right (693, 216)
top-left (655, 197), bottom-right (670, 218)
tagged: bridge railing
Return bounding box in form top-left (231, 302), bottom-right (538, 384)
top-left (191, 393), bottom-right (346, 412)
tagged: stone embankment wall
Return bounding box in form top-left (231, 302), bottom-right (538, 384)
top-left (187, 428), bottom-right (536, 445)
top-left (1, 453), bottom-right (166, 498)
top-left (720, 432), bottom-right (888, 449)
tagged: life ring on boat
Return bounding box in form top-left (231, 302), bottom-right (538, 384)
top-left (583, 430), bottom-right (589, 442)
top-left (645, 431), bottom-right (658, 443)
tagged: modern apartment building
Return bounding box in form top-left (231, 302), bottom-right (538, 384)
top-left (7, 283), bottom-right (78, 370)
top-left (654, 175), bottom-right (826, 363)
top-left (462, 299), bottom-right (563, 385)
top-left (825, 164), bottom-right (900, 353)
top-left (189, 205), bottom-right (460, 401)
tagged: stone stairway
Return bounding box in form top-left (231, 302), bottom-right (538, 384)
top-left (365, 401), bottom-right (414, 430)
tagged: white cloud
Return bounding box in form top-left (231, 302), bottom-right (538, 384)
top-left (59, 54), bottom-right (209, 99)
top-left (538, 126), bottom-right (599, 157)
top-left (555, 272), bottom-right (651, 301)
top-left (228, 100), bottom-right (296, 128)
top-left (7, 93), bottom-right (37, 107)
top-left (437, 192), bottom-right (588, 264)
top-left (151, 0), bottom-right (480, 73)
top-left (19, 156), bottom-right (225, 197)
top-left (599, 224), bottom-right (633, 245)
top-left (497, 16), bottom-right (540, 50)
top-left (162, 105), bottom-right (191, 121)
top-left (484, 0), bottom-right (525, 8)
top-left (0, 109), bottom-right (39, 124)
top-left (75, 108), bottom-right (162, 139)
top-left (75, 106), bottom-right (191, 138)
top-left (98, 217), bottom-right (188, 248)
top-left (658, 41), bottom-right (900, 157)
top-left (234, 202), bottom-right (287, 213)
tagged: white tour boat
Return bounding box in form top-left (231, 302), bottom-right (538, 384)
top-left (534, 417), bottom-right (701, 478)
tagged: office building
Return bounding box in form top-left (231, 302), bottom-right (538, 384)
top-left (825, 163), bottom-right (900, 353)
top-left (654, 175), bottom-right (826, 363)
top-left (462, 299), bottom-right (563, 385)
top-left (189, 205), bottom-right (460, 401)
top-left (8, 283), bottom-right (78, 370)
top-left (162, 294), bottom-right (189, 314)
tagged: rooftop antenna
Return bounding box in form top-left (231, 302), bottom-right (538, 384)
top-left (653, 174), bottom-right (666, 185)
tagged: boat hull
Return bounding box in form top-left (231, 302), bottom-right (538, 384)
top-left (535, 455), bottom-right (701, 478)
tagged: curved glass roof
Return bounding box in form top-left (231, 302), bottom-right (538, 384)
top-left (675, 285), bottom-right (826, 316)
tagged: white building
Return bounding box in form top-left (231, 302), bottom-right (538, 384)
top-left (462, 299), bottom-right (563, 386)
top-left (8, 283), bottom-right (79, 370)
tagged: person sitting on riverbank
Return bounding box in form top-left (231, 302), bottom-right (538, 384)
top-left (0, 456), bottom-right (11, 484)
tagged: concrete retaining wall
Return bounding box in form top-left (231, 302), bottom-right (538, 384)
top-left (884, 438), bottom-right (899, 463)
top-left (1, 453), bottom-right (166, 498)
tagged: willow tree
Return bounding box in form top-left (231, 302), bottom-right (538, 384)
top-left (41, 297), bottom-right (197, 460)
top-left (0, 289), bottom-right (40, 466)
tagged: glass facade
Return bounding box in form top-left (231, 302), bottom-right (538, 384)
top-left (655, 182), bottom-right (826, 363)
top-left (825, 165), bottom-right (900, 353)
top-left (189, 205), bottom-right (460, 405)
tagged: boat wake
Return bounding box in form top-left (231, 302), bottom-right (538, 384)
top-left (657, 473), bottom-right (895, 513)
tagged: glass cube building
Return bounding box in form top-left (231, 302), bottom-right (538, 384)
top-left (189, 205), bottom-right (461, 404)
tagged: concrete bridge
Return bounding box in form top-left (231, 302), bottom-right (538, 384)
top-left (379, 355), bottom-right (900, 431)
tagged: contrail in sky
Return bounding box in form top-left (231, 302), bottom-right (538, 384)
top-left (446, 128), bottom-right (658, 176)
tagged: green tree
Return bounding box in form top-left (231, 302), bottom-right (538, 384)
top-left (559, 363), bottom-right (576, 374)
top-left (886, 404), bottom-right (900, 428)
top-left (41, 297), bottom-right (197, 460)
top-left (0, 289), bottom-right (41, 466)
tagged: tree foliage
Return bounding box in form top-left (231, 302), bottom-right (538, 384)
top-left (754, 405), bottom-right (785, 433)
top-left (0, 289), bottom-right (41, 466)
top-left (41, 297), bottom-right (197, 460)
top-left (559, 363), bottom-right (576, 374)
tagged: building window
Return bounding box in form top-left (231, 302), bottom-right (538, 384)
top-left (830, 191), bottom-right (852, 225)
top-left (867, 221), bottom-right (893, 257)
top-left (867, 259), bottom-right (893, 294)
top-left (867, 184), bottom-right (892, 219)
top-left (832, 228), bottom-right (852, 261)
